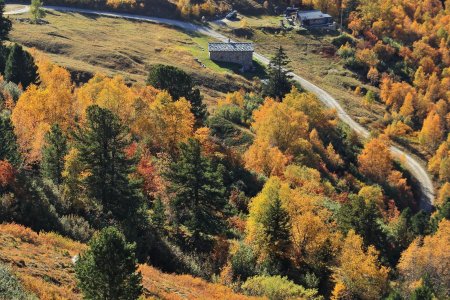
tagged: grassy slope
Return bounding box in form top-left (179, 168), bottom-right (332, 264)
top-left (214, 16), bottom-right (387, 130)
top-left (8, 10), bottom-right (255, 105)
top-left (0, 223), bottom-right (262, 300)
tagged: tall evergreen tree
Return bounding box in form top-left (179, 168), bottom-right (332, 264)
top-left (75, 227), bottom-right (143, 300)
top-left (0, 0), bottom-right (11, 43)
top-left (146, 64), bottom-right (207, 125)
top-left (0, 112), bottom-right (21, 167)
top-left (337, 195), bottom-right (390, 261)
top-left (4, 44), bottom-right (38, 88)
top-left (164, 138), bottom-right (226, 238)
top-left (72, 105), bottom-right (143, 223)
top-left (263, 46), bottom-right (293, 100)
top-left (262, 193), bottom-right (291, 268)
top-left (41, 124), bottom-right (68, 185)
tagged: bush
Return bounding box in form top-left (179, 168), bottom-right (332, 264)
top-left (332, 34), bottom-right (356, 48)
top-left (0, 263), bottom-right (36, 299)
top-left (0, 80), bottom-right (22, 103)
top-left (230, 243), bottom-right (257, 281)
top-left (337, 44), bottom-right (356, 59)
top-left (242, 275), bottom-right (320, 300)
top-left (215, 105), bottom-right (245, 125)
top-left (59, 214), bottom-right (94, 242)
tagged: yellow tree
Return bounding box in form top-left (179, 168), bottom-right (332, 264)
top-left (332, 230), bottom-right (389, 300)
top-left (251, 97), bottom-right (309, 154)
top-left (358, 136), bottom-right (392, 183)
top-left (75, 74), bottom-right (137, 124)
top-left (12, 59), bottom-right (74, 163)
top-left (398, 220), bottom-right (450, 296)
top-left (244, 137), bottom-right (290, 177)
top-left (135, 91), bottom-right (195, 154)
top-left (419, 110), bottom-right (443, 151)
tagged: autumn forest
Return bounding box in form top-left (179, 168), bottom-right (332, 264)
top-left (0, 0), bottom-right (449, 299)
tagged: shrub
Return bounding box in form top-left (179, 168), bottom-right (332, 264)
top-left (215, 104), bottom-right (245, 125)
top-left (230, 243), bottom-right (257, 281)
top-left (242, 275), bottom-right (320, 300)
top-left (332, 34), bottom-right (356, 48)
top-left (0, 263), bottom-right (36, 299)
top-left (59, 214), bottom-right (94, 242)
top-left (337, 43), bottom-right (356, 59)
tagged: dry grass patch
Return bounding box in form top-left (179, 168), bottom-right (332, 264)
top-left (0, 224), bottom-right (262, 300)
top-left (9, 9), bottom-right (255, 104)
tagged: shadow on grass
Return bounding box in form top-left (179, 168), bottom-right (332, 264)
top-left (212, 59), bottom-right (267, 80)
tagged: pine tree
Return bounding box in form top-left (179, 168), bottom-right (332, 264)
top-left (0, 112), bottom-right (21, 167)
top-left (263, 46), bottom-right (293, 100)
top-left (41, 124), bottom-right (68, 185)
top-left (72, 105), bottom-right (143, 223)
top-left (147, 64), bottom-right (206, 125)
top-left (262, 193), bottom-right (291, 265)
top-left (0, 0), bottom-right (11, 43)
top-left (4, 44), bottom-right (38, 88)
top-left (151, 197), bottom-right (166, 231)
top-left (164, 138), bottom-right (225, 238)
top-left (75, 227), bottom-right (143, 300)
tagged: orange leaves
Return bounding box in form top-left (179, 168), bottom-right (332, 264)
top-left (244, 137), bottom-right (290, 177)
top-left (419, 110), bottom-right (443, 151)
top-left (358, 136), bottom-right (392, 183)
top-left (0, 160), bottom-right (15, 188)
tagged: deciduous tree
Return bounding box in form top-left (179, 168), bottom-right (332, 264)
top-left (332, 230), bottom-right (389, 300)
top-left (358, 136), bottom-right (392, 183)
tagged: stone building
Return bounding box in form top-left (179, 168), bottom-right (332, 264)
top-left (297, 10), bottom-right (335, 29)
top-left (208, 42), bottom-right (254, 70)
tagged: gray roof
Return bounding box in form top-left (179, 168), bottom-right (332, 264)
top-left (297, 10), bottom-right (332, 20)
top-left (208, 42), bottom-right (254, 52)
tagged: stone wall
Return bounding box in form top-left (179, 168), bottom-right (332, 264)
top-left (209, 51), bottom-right (253, 69)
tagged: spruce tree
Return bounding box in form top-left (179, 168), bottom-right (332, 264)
top-left (4, 44), bottom-right (38, 88)
top-left (164, 138), bottom-right (226, 238)
top-left (72, 105), bottom-right (144, 223)
top-left (146, 64), bottom-right (206, 125)
top-left (75, 227), bottom-right (143, 300)
top-left (41, 124), bottom-right (68, 185)
top-left (0, 0), bottom-right (11, 43)
top-left (263, 46), bottom-right (293, 100)
top-left (0, 112), bottom-right (21, 167)
top-left (262, 194), bottom-right (291, 266)
top-left (151, 197), bottom-right (166, 231)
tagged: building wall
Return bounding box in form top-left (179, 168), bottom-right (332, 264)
top-left (209, 51), bottom-right (253, 68)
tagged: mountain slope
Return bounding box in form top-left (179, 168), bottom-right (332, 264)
top-left (0, 223), bottom-right (261, 300)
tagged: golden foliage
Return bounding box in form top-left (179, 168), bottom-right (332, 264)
top-left (358, 136), bottom-right (392, 183)
top-left (332, 230), bottom-right (389, 300)
top-left (398, 219), bottom-right (450, 294)
top-left (12, 56), bottom-right (74, 163)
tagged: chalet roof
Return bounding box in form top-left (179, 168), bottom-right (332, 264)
top-left (208, 42), bottom-right (254, 52)
top-left (297, 10), bottom-right (332, 20)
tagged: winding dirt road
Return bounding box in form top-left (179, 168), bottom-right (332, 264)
top-left (5, 4), bottom-right (435, 210)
